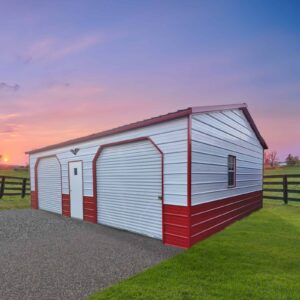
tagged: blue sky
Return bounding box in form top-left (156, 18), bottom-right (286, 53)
top-left (1, 0), bottom-right (300, 163)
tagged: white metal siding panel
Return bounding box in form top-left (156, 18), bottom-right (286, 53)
top-left (192, 109), bottom-right (263, 205)
top-left (97, 140), bottom-right (162, 239)
top-left (29, 117), bottom-right (188, 206)
top-left (37, 157), bottom-right (62, 214)
top-left (29, 156), bottom-right (36, 191)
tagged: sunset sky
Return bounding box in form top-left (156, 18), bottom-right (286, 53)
top-left (1, 0), bottom-right (300, 165)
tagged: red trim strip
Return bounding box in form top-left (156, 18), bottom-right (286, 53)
top-left (62, 194), bottom-right (71, 217)
top-left (163, 204), bottom-right (190, 248)
top-left (83, 196), bottom-right (97, 223)
top-left (190, 191), bottom-right (263, 246)
top-left (31, 191), bottom-right (38, 209)
top-left (162, 191), bottom-right (262, 249)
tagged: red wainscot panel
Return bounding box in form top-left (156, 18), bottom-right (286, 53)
top-left (31, 191), bottom-right (38, 209)
top-left (62, 194), bottom-right (70, 217)
top-left (163, 204), bottom-right (190, 249)
top-left (83, 196), bottom-right (97, 224)
top-left (190, 191), bottom-right (263, 246)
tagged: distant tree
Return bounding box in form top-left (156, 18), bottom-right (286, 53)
top-left (265, 151), bottom-right (278, 168)
top-left (264, 154), bottom-right (270, 167)
top-left (286, 154), bottom-right (300, 167)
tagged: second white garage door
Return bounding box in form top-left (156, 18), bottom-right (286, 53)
top-left (37, 156), bottom-right (62, 214)
top-left (96, 140), bottom-right (163, 239)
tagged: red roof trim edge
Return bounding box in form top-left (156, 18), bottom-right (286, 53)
top-left (26, 108), bottom-right (192, 154)
top-left (26, 103), bottom-right (267, 154)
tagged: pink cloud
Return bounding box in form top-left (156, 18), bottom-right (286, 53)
top-left (0, 113), bottom-right (20, 120)
top-left (25, 34), bottom-right (101, 62)
top-left (2, 82), bottom-right (158, 164)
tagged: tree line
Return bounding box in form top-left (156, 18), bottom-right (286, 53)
top-left (265, 151), bottom-right (300, 168)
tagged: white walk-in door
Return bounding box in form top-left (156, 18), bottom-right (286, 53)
top-left (37, 156), bottom-right (62, 214)
top-left (69, 161), bottom-right (83, 219)
top-left (97, 140), bottom-right (163, 239)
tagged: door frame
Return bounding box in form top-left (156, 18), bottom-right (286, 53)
top-left (68, 160), bottom-right (84, 219)
top-left (92, 136), bottom-right (164, 241)
top-left (34, 155), bottom-right (62, 211)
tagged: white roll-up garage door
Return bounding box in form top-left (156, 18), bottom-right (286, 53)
top-left (37, 157), bottom-right (62, 214)
top-left (97, 140), bottom-right (163, 239)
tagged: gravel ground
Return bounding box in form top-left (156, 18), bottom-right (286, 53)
top-left (0, 209), bottom-right (181, 300)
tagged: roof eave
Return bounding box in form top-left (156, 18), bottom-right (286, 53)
top-left (26, 107), bottom-right (192, 155)
top-left (191, 103), bottom-right (248, 114)
top-left (240, 107), bottom-right (268, 150)
top-left (26, 103), bottom-right (268, 155)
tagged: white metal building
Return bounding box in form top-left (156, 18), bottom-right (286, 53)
top-left (27, 103), bottom-right (267, 248)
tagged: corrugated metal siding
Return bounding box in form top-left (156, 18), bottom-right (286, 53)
top-left (37, 157), bottom-right (62, 214)
top-left (191, 109), bottom-right (263, 205)
top-left (97, 140), bottom-right (162, 239)
top-left (190, 191), bottom-right (263, 245)
top-left (29, 117), bottom-right (188, 206)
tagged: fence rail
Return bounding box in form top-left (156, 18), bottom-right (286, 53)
top-left (263, 174), bottom-right (300, 203)
top-left (0, 176), bottom-right (30, 199)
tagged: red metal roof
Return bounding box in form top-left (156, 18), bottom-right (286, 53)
top-left (26, 103), bottom-right (267, 154)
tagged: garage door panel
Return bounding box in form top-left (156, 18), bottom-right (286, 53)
top-left (100, 153), bottom-right (160, 162)
top-left (97, 140), bottom-right (162, 239)
top-left (37, 157), bottom-right (62, 214)
top-left (99, 164), bottom-right (161, 171)
top-left (99, 205), bottom-right (162, 220)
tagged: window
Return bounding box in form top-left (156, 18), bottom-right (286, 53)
top-left (74, 168), bottom-right (78, 176)
top-left (228, 155), bottom-right (236, 187)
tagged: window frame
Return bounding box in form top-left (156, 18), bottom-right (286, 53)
top-left (228, 155), bottom-right (236, 188)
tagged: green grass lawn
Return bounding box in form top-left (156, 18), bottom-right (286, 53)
top-left (0, 169), bottom-right (29, 178)
top-left (89, 201), bottom-right (300, 300)
top-left (0, 169), bottom-right (30, 210)
top-left (264, 165), bottom-right (300, 176)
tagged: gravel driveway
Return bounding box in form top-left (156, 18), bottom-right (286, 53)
top-left (0, 209), bottom-right (181, 300)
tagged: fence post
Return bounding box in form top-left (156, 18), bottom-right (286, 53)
top-left (0, 177), bottom-right (5, 199)
top-left (283, 175), bottom-right (288, 204)
top-left (21, 178), bottom-right (27, 198)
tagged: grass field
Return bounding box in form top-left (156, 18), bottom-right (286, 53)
top-left (89, 201), bottom-right (300, 300)
top-left (0, 169), bottom-right (29, 178)
top-left (0, 169), bottom-right (30, 210)
top-left (264, 165), bottom-right (300, 175)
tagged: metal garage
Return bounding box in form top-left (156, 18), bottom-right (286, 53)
top-left (37, 156), bottom-right (62, 214)
top-left (96, 140), bottom-right (163, 239)
top-left (28, 104), bottom-right (268, 248)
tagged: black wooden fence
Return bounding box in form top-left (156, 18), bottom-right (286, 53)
top-left (0, 176), bottom-right (30, 199)
top-left (263, 174), bottom-right (300, 203)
